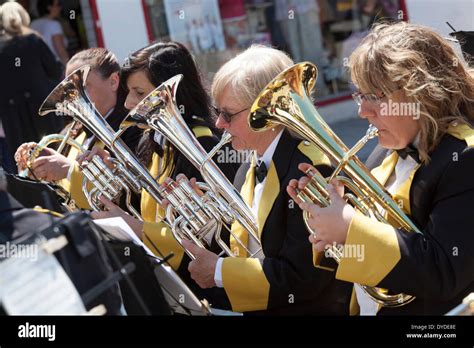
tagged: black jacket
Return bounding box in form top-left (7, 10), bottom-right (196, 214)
top-left (342, 129), bottom-right (474, 315)
top-left (0, 33), bottom-right (63, 170)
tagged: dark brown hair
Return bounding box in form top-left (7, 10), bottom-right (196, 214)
top-left (68, 47), bottom-right (120, 80)
top-left (122, 41), bottom-right (215, 174)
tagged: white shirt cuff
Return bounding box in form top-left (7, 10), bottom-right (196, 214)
top-left (214, 257), bottom-right (224, 288)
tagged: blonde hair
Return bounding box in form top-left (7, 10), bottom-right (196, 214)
top-left (349, 21), bottom-right (474, 162)
top-left (0, 1), bottom-right (31, 36)
top-left (212, 44), bottom-right (294, 107)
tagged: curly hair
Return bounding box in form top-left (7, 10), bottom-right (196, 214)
top-left (349, 21), bottom-right (474, 162)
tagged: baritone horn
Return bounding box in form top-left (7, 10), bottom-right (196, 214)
top-left (18, 121), bottom-right (85, 178)
top-left (17, 102), bottom-right (85, 212)
top-left (118, 75), bottom-right (260, 260)
top-left (38, 65), bottom-right (167, 220)
top-left (249, 62), bottom-right (422, 307)
top-left (16, 131), bottom-right (84, 212)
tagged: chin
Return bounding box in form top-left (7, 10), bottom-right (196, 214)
top-left (377, 134), bottom-right (398, 150)
top-left (379, 140), bottom-right (408, 150)
top-left (231, 139), bottom-right (243, 151)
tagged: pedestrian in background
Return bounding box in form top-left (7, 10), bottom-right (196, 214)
top-left (31, 0), bottom-right (69, 65)
top-left (0, 1), bottom-right (63, 173)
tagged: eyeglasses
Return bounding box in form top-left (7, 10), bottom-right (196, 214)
top-left (213, 106), bottom-right (249, 123)
top-left (352, 91), bottom-right (386, 106)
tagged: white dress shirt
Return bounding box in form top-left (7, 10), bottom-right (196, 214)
top-left (214, 130), bottom-right (284, 287)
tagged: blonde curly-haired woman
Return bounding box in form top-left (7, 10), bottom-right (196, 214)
top-left (288, 21), bottom-right (474, 315)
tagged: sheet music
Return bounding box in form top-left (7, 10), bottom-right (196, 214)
top-left (93, 217), bottom-right (157, 259)
top-left (0, 245), bottom-right (87, 315)
top-left (93, 218), bottom-right (242, 316)
top-left (93, 218), bottom-right (196, 296)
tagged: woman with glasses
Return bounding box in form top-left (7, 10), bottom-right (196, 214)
top-left (288, 21), bottom-right (474, 315)
top-left (183, 45), bottom-right (352, 315)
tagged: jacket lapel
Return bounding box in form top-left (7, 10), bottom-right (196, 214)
top-left (391, 163), bottom-right (421, 217)
top-left (370, 150), bottom-right (420, 220)
top-left (140, 151), bottom-right (172, 223)
top-left (370, 151), bottom-right (398, 186)
top-left (257, 131), bottom-right (298, 241)
top-left (230, 157), bottom-right (255, 257)
top-left (257, 159), bottom-right (279, 239)
top-left (141, 152), bottom-right (160, 222)
top-left (230, 131), bottom-right (298, 253)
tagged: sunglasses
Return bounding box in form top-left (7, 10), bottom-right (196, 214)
top-left (213, 106), bottom-right (249, 123)
top-left (352, 91), bottom-right (386, 106)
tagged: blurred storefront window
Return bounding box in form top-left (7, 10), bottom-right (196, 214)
top-left (4, 0), bottom-right (404, 101)
top-left (142, 0), bottom-right (404, 99)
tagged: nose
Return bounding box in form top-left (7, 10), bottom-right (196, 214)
top-left (358, 100), bottom-right (374, 120)
top-left (124, 93), bottom-right (135, 110)
top-left (215, 114), bottom-right (229, 130)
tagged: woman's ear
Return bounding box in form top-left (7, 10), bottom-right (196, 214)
top-left (109, 72), bottom-right (120, 92)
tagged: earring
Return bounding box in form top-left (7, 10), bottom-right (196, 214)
top-left (271, 128), bottom-right (275, 132)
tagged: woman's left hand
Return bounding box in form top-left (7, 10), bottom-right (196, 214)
top-left (91, 196), bottom-right (144, 238)
top-left (287, 163), bottom-right (356, 252)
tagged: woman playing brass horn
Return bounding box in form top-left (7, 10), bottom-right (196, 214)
top-left (182, 45), bottom-right (352, 315)
top-left (287, 22), bottom-right (474, 315)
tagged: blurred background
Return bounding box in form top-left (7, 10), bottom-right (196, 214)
top-left (1, 0), bottom-right (473, 169)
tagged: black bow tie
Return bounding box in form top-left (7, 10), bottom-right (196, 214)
top-left (396, 145), bottom-right (420, 163)
top-left (255, 161), bottom-right (268, 183)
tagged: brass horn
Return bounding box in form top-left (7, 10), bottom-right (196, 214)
top-left (17, 101), bottom-right (86, 212)
top-left (18, 122), bottom-right (85, 178)
top-left (120, 75), bottom-right (261, 260)
top-left (250, 62), bottom-right (421, 307)
top-left (38, 65), bottom-right (167, 220)
top-left (17, 129), bottom-right (86, 213)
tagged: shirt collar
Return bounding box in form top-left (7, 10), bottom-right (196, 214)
top-left (395, 131), bottom-right (421, 164)
top-left (256, 129), bottom-right (284, 168)
top-left (412, 131), bottom-right (421, 148)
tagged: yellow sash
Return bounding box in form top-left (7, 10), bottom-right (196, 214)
top-left (229, 157), bottom-right (255, 257)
